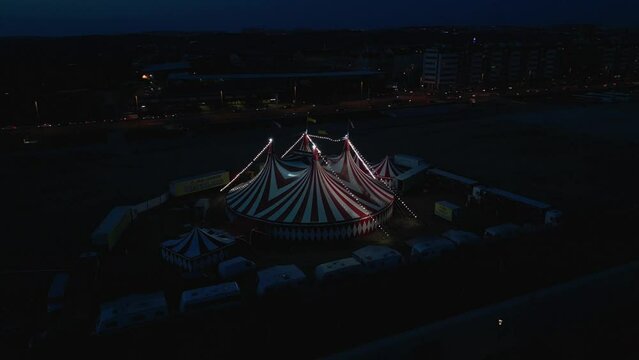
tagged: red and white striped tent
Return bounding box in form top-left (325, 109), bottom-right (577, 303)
top-left (326, 137), bottom-right (395, 209)
top-left (226, 143), bottom-right (393, 241)
top-left (299, 132), bottom-right (314, 152)
top-left (161, 227), bottom-right (235, 272)
top-left (372, 155), bottom-right (404, 180)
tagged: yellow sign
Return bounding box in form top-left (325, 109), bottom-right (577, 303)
top-left (434, 201), bottom-right (457, 222)
top-left (170, 170), bottom-right (230, 197)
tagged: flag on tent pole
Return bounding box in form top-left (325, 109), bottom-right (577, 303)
top-left (317, 129), bottom-right (329, 136)
top-left (307, 116), bottom-right (317, 124)
top-left (349, 119), bottom-right (355, 129)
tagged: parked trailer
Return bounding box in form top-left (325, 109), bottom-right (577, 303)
top-left (179, 282), bottom-right (241, 313)
top-left (484, 223), bottom-right (523, 241)
top-left (47, 273), bottom-right (70, 313)
top-left (218, 256), bottom-right (256, 281)
top-left (257, 265), bottom-right (307, 296)
top-left (393, 154), bottom-right (428, 169)
top-left (394, 164), bottom-right (430, 194)
top-left (408, 236), bottom-right (457, 263)
top-left (315, 257), bottom-right (364, 282)
top-left (352, 245), bottom-right (403, 273)
top-left (425, 168), bottom-right (478, 195)
top-left (91, 206), bottom-right (134, 250)
top-left (544, 209), bottom-right (563, 227)
top-left (442, 230), bottom-right (483, 247)
top-left (472, 186), bottom-right (554, 224)
top-left (96, 292), bottom-right (168, 335)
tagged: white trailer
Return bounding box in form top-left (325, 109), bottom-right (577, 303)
top-left (442, 229), bottom-right (483, 247)
top-left (96, 292), bottom-right (168, 335)
top-left (472, 186), bottom-right (553, 224)
top-left (47, 273), bottom-right (70, 313)
top-left (394, 164), bottom-right (431, 194)
top-left (408, 236), bottom-right (457, 263)
top-left (393, 154), bottom-right (428, 169)
top-left (218, 256), bottom-right (256, 281)
top-left (256, 265), bottom-right (307, 296)
top-left (484, 223), bottom-right (523, 241)
top-left (352, 245), bottom-right (403, 273)
top-left (179, 282), bottom-right (241, 313)
top-left (315, 257), bottom-right (364, 282)
top-left (426, 168), bottom-right (479, 195)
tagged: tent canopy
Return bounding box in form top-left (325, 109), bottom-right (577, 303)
top-left (162, 227), bottom-right (235, 259)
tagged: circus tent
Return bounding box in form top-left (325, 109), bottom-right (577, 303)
top-left (161, 227), bottom-right (235, 272)
top-left (371, 155), bottom-right (404, 188)
top-left (325, 137), bottom-right (395, 209)
top-left (226, 143), bottom-right (393, 241)
top-left (299, 131), bottom-right (314, 152)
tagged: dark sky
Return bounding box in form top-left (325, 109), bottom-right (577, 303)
top-left (1, 0), bottom-right (636, 36)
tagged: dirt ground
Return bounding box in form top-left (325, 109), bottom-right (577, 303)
top-left (3, 100), bottom-right (639, 270)
top-left (2, 100), bottom-right (639, 299)
top-left (4, 99), bottom-right (639, 357)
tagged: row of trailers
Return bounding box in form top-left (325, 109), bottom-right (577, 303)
top-left (94, 245), bottom-right (402, 335)
top-left (94, 220), bottom-right (534, 336)
top-left (387, 154), bottom-right (562, 227)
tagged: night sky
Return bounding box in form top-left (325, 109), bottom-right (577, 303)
top-left (1, 0), bottom-right (637, 36)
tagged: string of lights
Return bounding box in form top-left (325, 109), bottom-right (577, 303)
top-left (308, 138), bottom-right (390, 238)
top-left (347, 138), bottom-right (377, 179)
top-left (220, 138), bottom-right (273, 192)
top-left (281, 133), bottom-right (305, 158)
top-left (348, 138), bottom-right (418, 219)
top-left (308, 134), bottom-right (344, 143)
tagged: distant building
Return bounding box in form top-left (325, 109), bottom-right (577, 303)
top-left (541, 48), bottom-right (559, 81)
top-left (507, 47), bottom-right (523, 84)
top-left (390, 52), bottom-right (423, 89)
top-left (468, 51), bottom-right (484, 86)
top-left (422, 47), bottom-right (459, 90)
top-left (485, 48), bottom-right (504, 84)
top-left (162, 70), bottom-right (385, 107)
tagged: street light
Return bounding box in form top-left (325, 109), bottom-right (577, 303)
top-left (34, 100), bottom-right (40, 124)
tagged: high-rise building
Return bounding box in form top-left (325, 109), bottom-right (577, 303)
top-left (468, 51), bottom-right (485, 86)
top-left (421, 47), bottom-right (459, 90)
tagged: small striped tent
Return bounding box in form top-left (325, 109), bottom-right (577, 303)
top-left (161, 227), bottom-right (235, 272)
top-left (372, 155), bottom-right (404, 188)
